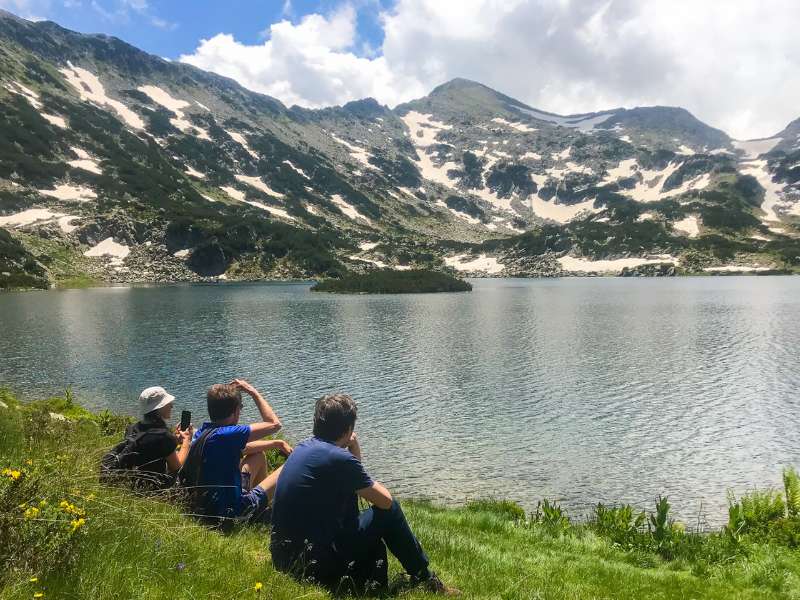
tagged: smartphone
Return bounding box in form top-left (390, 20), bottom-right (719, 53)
top-left (180, 410), bottom-right (191, 431)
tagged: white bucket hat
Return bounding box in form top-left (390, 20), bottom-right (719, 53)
top-left (139, 386), bottom-right (175, 416)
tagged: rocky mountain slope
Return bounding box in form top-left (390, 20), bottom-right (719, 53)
top-left (0, 10), bottom-right (798, 288)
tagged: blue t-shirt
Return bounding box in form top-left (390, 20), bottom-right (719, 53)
top-left (192, 423), bottom-right (250, 518)
top-left (270, 437), bottom-right (373, 556)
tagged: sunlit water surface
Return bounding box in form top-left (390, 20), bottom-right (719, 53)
top-left (2, 277), bottom-right (799, 525)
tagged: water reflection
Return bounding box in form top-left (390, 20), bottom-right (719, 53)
top-left (2, 277), bottom-right (800, 524)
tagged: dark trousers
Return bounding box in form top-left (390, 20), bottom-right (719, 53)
top-left (333, 499), bottom-right (430, 592)
top-left (271, 500), bottom-right (430, 592)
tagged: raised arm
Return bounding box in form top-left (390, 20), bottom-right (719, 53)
top-left (231, 379), bottom-right (282, 441)
top-left (347, 433), bottom-right (393, 509)
top-left (166, 425), bottom-right (194, 473)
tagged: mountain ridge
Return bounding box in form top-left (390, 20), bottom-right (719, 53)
top-left (0, 10), bottom-right (799, 289)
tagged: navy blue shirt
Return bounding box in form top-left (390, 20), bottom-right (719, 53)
top-left (271, 437), bottom-right (373, 554)
top-left (192, 423), bottom-right (251, 518)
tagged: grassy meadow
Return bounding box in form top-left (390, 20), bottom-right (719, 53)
top-left (1, 389), bottom-right (800, 599)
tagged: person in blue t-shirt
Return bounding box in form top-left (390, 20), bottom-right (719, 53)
top-left (187, 379), bottom-right (291, 526)
top-left (270, 394), bottom-right (459, 596)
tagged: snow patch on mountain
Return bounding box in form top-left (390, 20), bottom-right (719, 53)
top-left (330, 194), bottom-right (372, 224)
top-left (138, 85), bottom-right (211, 140)
top-left (5, 82), bottom-right (68, 128)
top-left (602, 158), bottom-right (638, 183)
top-left (60, 63), bottom-right (144, 130)
top-left (42, 113), bottom-right (67, 128)
top-left (733, 138), bottom-right (781, 159)
top-left (400, 113), bottom-right (460, 190)
top-left (225, 130), bottom-right (258, 158)
top-left (241, 200), bottom-right (295, 221)
top-left (83, 237), bottom-right (129, 265)
top-left (530, 195), bottom-right (598, 223)
top-left (5, 81), bottom-right (43, 108)
top-left (0, 208), bottom-right (78, 232)
top-left (184, 166), bottom-right (206, 179)
top-left (39, 183), bottom-right (97, 202)
top-left (514, 106), bottom-right (615, 131)
top-left (558, 255), bottom-right (676, 273)
top-left (445, 253), bottom-right (504, 274)
top-left (738, 159), bottom-right (786, 221)
top-left (283, 160), bottom-right (310, 179)
top-left (673, 215), bottom-right (700, 237)
top-left (67, 147), bottom-right (102, 174)
top-left (490, 117), bottom-right (537, 133)
top-left (330, 134), bottom-right (376, 169)
top-left (221, 186), bottom-right (245, 201)
top-left (235, 174), bottom-right (284, 198)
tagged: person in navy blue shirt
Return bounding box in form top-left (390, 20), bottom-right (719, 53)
top-left (187, 379), bottom-right (291, 526)
top-left (270, 394), bottom-right (459, 595)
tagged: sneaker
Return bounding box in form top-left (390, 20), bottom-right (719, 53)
top-left (421, 572), bottom-right (461, 596)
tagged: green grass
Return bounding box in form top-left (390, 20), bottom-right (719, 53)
top-left (14, 232), bottom-right (101, 288)
top-left (2, 390), bottom-right (800, 599)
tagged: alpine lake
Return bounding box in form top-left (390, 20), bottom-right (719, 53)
top-left (2, 276), bottom-right (799, 526)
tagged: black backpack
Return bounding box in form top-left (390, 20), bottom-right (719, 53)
top-left (99, 422), bottom-right (170, 485)
top-left (176, 426), bottom-right (220, 523)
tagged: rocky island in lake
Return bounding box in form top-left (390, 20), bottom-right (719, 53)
top-left (310, 269), bottom-right (472, 294)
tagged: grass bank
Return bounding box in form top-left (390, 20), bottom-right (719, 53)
top-left (2, 389), bottom-right (800, 599)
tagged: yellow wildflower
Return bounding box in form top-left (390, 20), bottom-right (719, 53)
top-left (70, 518), bottom-right (86, 532)
top-left (34, 593), bottom-right (44, 599)
top-left (24, 507), bottom-right (40, 520)
top-left (59, 500), bottom-right (69, 509)
top-left (2, 468), bottom-right (22, 480)
top-left (254, 582), bottom-right (263, 593)
top-left (39, 500), bottom-right (47, 507)
top-left (29, 577), bottom-right (37, 583)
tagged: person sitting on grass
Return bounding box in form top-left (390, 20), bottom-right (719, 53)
top-left (180, 379), bottom-right (291, 527)
top-left (100, 386), bottom-right (193, 491)
top-left (269, 393), bottom-right (459, 596)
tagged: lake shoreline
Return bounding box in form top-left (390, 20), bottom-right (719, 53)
top-left (1, 269), bottom-right (798, 292)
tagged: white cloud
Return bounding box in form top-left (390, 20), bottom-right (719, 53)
top-left (181, 4), bottom-right (426, 108)
top-left (0, 0), bottom-right (51, 19)
top-left (156, 0), bottom-right (800, 139)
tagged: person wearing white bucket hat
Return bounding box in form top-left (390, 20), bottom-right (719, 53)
top-left (100, 386), bottom-right (194, 490)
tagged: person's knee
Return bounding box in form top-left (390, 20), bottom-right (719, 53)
top-left (373, 499), bottom-right (402, 519)
top-left (242, 451), bottom-right (266, 472)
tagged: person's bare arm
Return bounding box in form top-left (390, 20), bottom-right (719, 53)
top-left (358, 481), bottom-right (393, 510)
top-left (346, 433), bottom-right (362, 461)
top-left (231, 379), bottom-right (282, 441)
top-left (166, 426), bottom-right (194, 472)
top-left (243, 439), bottom-right (292, 456)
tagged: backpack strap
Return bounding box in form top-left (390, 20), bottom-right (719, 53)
top-left (177, 426), bottom-right (219, 493)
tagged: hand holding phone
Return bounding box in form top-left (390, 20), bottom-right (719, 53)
top-left (180, 410), bottom-right (191, 431)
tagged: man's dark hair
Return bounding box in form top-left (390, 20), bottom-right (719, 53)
top-left (313, 394), bottom-right (357, 442)
top-left (207, 384), bottom-right (242, 422)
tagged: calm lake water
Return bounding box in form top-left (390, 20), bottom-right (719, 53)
top-left (2, 277), bottom-right (799, 525)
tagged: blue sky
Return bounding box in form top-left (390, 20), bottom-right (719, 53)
top-left (2, 0), bottom-right (799, 139)
top-left (18, 0), bottom-right (391, 60)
